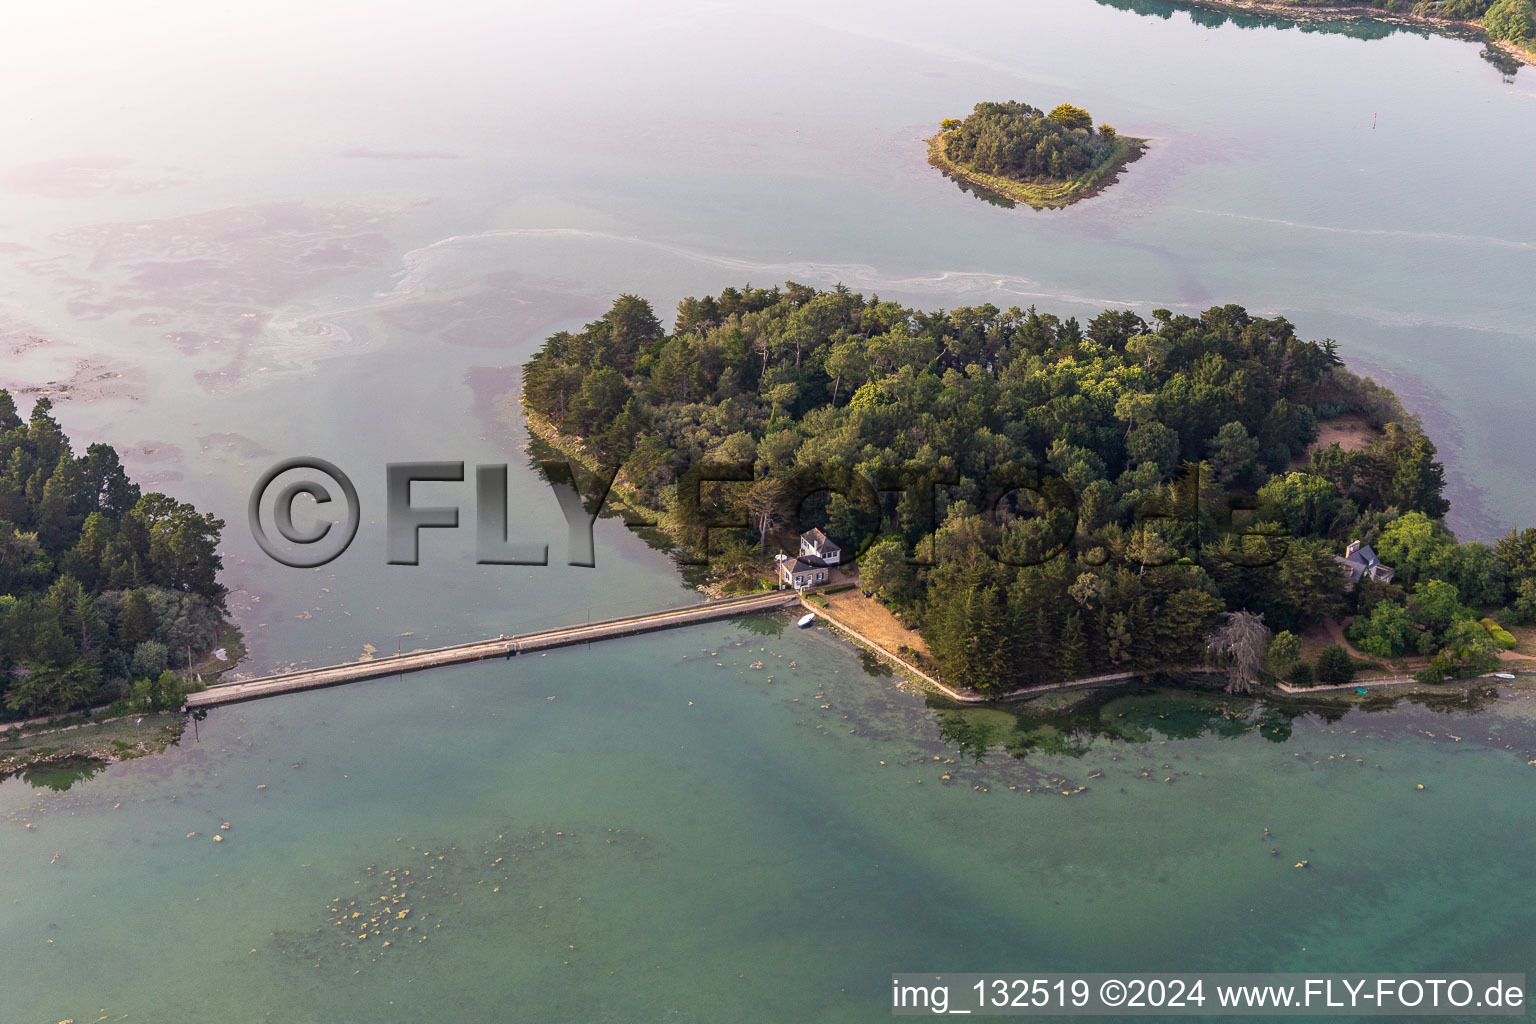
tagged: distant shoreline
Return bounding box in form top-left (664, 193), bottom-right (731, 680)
top-left (1169, 0), bottom-right (1536, 68)
top-left (926, 132), bottom-right (1149, 210)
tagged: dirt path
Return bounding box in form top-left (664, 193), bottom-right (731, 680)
top-left (1323, 618), bottom-right (1376, 662)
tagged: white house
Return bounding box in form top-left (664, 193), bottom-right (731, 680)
top-left (775, 553), bottom-right (827, 590)
top-left (775, 530), bottom-right (842, 590)
top-left (798, 528), bottom-right (841, 567)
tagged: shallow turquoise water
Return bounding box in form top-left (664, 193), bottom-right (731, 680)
top-left (4, 618), bottom-right (1535, 1022)
top-left (1, 0), bottom-right (1535, 1019)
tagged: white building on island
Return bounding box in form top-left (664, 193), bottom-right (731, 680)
top-left (775, 529), bottom-right (842, 590)
top-left (798, 528), bottom-right (841, 567)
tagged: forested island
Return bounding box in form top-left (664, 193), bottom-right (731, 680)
top-left (927, 101), bottom-right (1147, 209)
top-left (523, 285), bottom-right (1536, 697)
top-left (0, 392), bottom-right (229, 722)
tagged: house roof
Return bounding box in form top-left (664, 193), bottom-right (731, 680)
top-left (802, 528), bottom-right (829, 547)
top-left (1338, 541), bottom-right (1395, 586)
top-left (1345, 544), bottom-right (1380, 567)
top-left (779, 556), bottom-right (819, 575)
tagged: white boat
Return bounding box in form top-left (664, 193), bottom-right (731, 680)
top-left (1495, 672), bottom-right (1516, 680)
top-left (797, 613), bottom-right (816, 628)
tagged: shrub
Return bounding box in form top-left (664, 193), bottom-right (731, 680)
top-left (131, 640), bottom-right (169, 679)
top-left (130, 669), bottom-right (187, 712)
top-left (1315, 644), bottom-right (1356, 686)
top-left (1267, 630), bottom-right (1301, 675)
top-left (1348, 600), bottom-right (1418, 658)
top-left (156, 670), bottom-right (187, 708)
top-left (1436, 618), bottom-right (1501, 678)
top-left (1286, 661), bottom-right (1316, 687)
top-left (1415, 655), bottom-right (1451, 685)
top-left (1480, 617), bottom-right (1518, 650)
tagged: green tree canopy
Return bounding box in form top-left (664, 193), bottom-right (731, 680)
top-left (521, 288), bottom-right (1459, 694)
top-left (940, 101), bottom-right (1117, 183)
top-left (1315, 644), bottom-right (1356, 686)
top-left (0, 391), bottom-right (226, 718)
top-left (1047, 104), bottom-right (1094, 131)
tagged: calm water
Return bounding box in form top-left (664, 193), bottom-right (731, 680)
top-left (2, 0), bottom-right (1535, 1020)
top-left (6, 623), bottom-right (1536, 1023)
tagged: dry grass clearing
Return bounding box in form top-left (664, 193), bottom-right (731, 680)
top-left (1304, 415), bottom-right (1380, 459)
top-left (817, 587), bottom-right (931, 659)
top-left (1313, 414), bottom-right (1379, 452)
top-left (1291, 415), bottom-right (1380, 471)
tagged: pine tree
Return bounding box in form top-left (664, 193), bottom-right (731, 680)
top-left (1057, 612), bottom-right (1087, 681)
top-left (116, 590), bottom-right (155, 652)
top-left (0, 390), bottom-right (20, 432)
top-left (1127, 597), bottom-right (1154, 668)
top-left (1008, 597), bottom-right (1040, 684)
top-left (1105, 611), bottom-right (1132, 665)
top-left (1034, 605), bottom-right (1056, 675)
